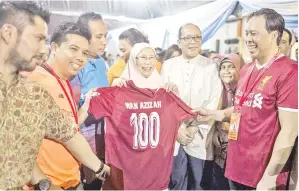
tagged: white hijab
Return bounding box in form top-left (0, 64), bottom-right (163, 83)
top-left (120, 43), bottom-right (163, 89)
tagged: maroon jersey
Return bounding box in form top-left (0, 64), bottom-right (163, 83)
top-left (89, 81), bottom-right (196, 190)
top-left (225, 56), bottom-right (298, 187)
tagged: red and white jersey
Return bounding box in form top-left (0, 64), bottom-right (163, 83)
top-left (89, 81), bottom-right (196, 190)
top-left (225, 56), bottom-right (298, 187)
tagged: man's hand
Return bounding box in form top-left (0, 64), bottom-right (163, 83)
top-left (95, 164), bottom-right (111, 181)
top-left (83, 163), bottom-right (111, 183)
top-left (192, 108), bottom-right (225, 122)
top-left (163, 83), bottom-right (179, 96)
top-left (177, 127), bottom-right (194, 146)
top-left (85, 88), bottom-right (98, 101)
top-left (78, 88), bottom-right (98, 125)
top-left (82, 88), bottom-right (99, 108)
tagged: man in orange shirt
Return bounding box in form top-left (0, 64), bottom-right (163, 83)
top-left (29, 22), bottom-right (100, 189)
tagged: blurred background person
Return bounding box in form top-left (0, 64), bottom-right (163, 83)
top-left (279, 28), bottom-right (292, 57)
top-left (209, 53), bottom-right (224, 66)
top-left (163, 44), bottom-right (182, 62)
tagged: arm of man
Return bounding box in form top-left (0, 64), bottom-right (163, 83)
top-left (30, 164), bottom-right (47, 185)
top-left (77, 88), bottom-right (98, 125)
top-left (258, 66), bottom-right (298, 190)
top-left (42, 90), bottom-right (110, 180)
top-left (30, 164), bottom-right (62, 190)
top-left (257, 110), bottom-right (298, 190)
top-left (192, 106), bottom-right (234, 123)
top-left (63, 132), bottom-right (109, 174)
top-left (268, 110), bottom-right (298, 175)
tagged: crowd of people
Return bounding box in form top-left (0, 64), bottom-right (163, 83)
top-left (0, 1), bottom-right (298, 191)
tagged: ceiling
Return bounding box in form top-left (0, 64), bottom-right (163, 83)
top-left (36, 0), bottom-right (215, 33)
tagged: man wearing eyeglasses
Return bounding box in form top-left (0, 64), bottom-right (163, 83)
top-left (161, 23), bottom-right (222, 190)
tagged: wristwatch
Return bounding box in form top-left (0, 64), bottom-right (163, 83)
top-left (33, 178), bottom-right (52, 191)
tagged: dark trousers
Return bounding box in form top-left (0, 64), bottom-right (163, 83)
top-left (83, 179), bottom-right (103, 190)
top-left (229, 180), bottom-right (255, 190)
top-left (169, 146), bottom-right (212, 190)
top-left (82, 119), bottom-right (105, 190)
top-left (211, 162), bottom-right (230, 190)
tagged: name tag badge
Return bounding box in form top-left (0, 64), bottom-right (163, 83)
top-left (228, 112), bottom-right (241, 140)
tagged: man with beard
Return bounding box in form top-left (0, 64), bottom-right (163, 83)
top-left (69, 12), bottom-right (109, 190)
top-left (0, 2), bottom-right (109, 190)
top-left (193, 8), bottom-right (298, 190)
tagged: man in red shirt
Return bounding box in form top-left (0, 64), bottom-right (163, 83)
top-left (193, 8), bottom-right (298, 190)
top-left (88, 81), bottom-right (198, 190)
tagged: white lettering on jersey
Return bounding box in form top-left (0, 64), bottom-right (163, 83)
top-left (140, 101), bottom-right (162, 109)
top-left (252, 93), bottom-right (263, 109)
top-left (125, 102), bottom-right (139, 110)
top-left (131, 112), bottom-right (161, 149)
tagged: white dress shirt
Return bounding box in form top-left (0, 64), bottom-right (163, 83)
top-left (161, 54), bottom-right (223, 160)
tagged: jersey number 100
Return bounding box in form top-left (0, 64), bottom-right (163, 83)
top-left (130, 112), bottom-right (160, 149)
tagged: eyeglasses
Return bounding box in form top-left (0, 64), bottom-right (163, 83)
top-left (136, 56), bottom-right (156, 62)
top-left (180, 36), bottom-right (202, 42)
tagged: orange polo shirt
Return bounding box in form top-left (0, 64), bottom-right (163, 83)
top-left (28, 66), bottom-right (80, 189)
top-left (107, 59), bottom-right (162, 85)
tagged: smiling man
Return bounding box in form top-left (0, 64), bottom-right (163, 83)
top-left (225, 9), bottom-right (298, 190)
top-left (0, 2), bottom-right (109, 190)
top-left (28, 21), bottom-right (108, 190)
top-left (69, 12), bottom-right (109, 190)
top-left (192, 8), bottom-right (298, 190)
top-left (161, 23), bottom-right (222, 190)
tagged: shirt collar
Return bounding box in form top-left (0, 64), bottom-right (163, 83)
top-left (179, 54), bottom-right (203, 64)
top-left (89, 56), bottom-right (102, 67)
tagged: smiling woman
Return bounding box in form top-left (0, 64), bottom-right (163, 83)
top-left (118, 43), bottom-right (163, 89)
top-left (107, 28), bottom-right (162, 85)
top-left (211, 53), bottom-right (244, 190)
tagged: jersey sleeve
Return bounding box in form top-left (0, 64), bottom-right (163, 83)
top-left (168, 92), bottom-right (198, 122)
top-left (276, 64), bottom-right (298, 110)
top-left (88, 87), bottom-right (118, 120)
top-left (41, 89), bottom-right (78, 142)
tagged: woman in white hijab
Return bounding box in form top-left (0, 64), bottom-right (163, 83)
top-left (112, 43), bottom-right (178, 93)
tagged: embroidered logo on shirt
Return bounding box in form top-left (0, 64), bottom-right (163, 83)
top-left (258, 76), bottom-right (272, 90)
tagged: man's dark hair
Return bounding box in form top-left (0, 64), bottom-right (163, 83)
top-left (178, 23), bottom-right (201, 39)
top-left (119, 28), bottom-right (149, 46)
top-left (248, 8), bottom-right (285, 45)
top-left (50, 22), bottom-right (91, 46)
top-left (283, 28), bottom-right (292, 45)
top-left (0, 1), bottom-right (50, 32)
top-left (77, 12), bottom-right (103, 30)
